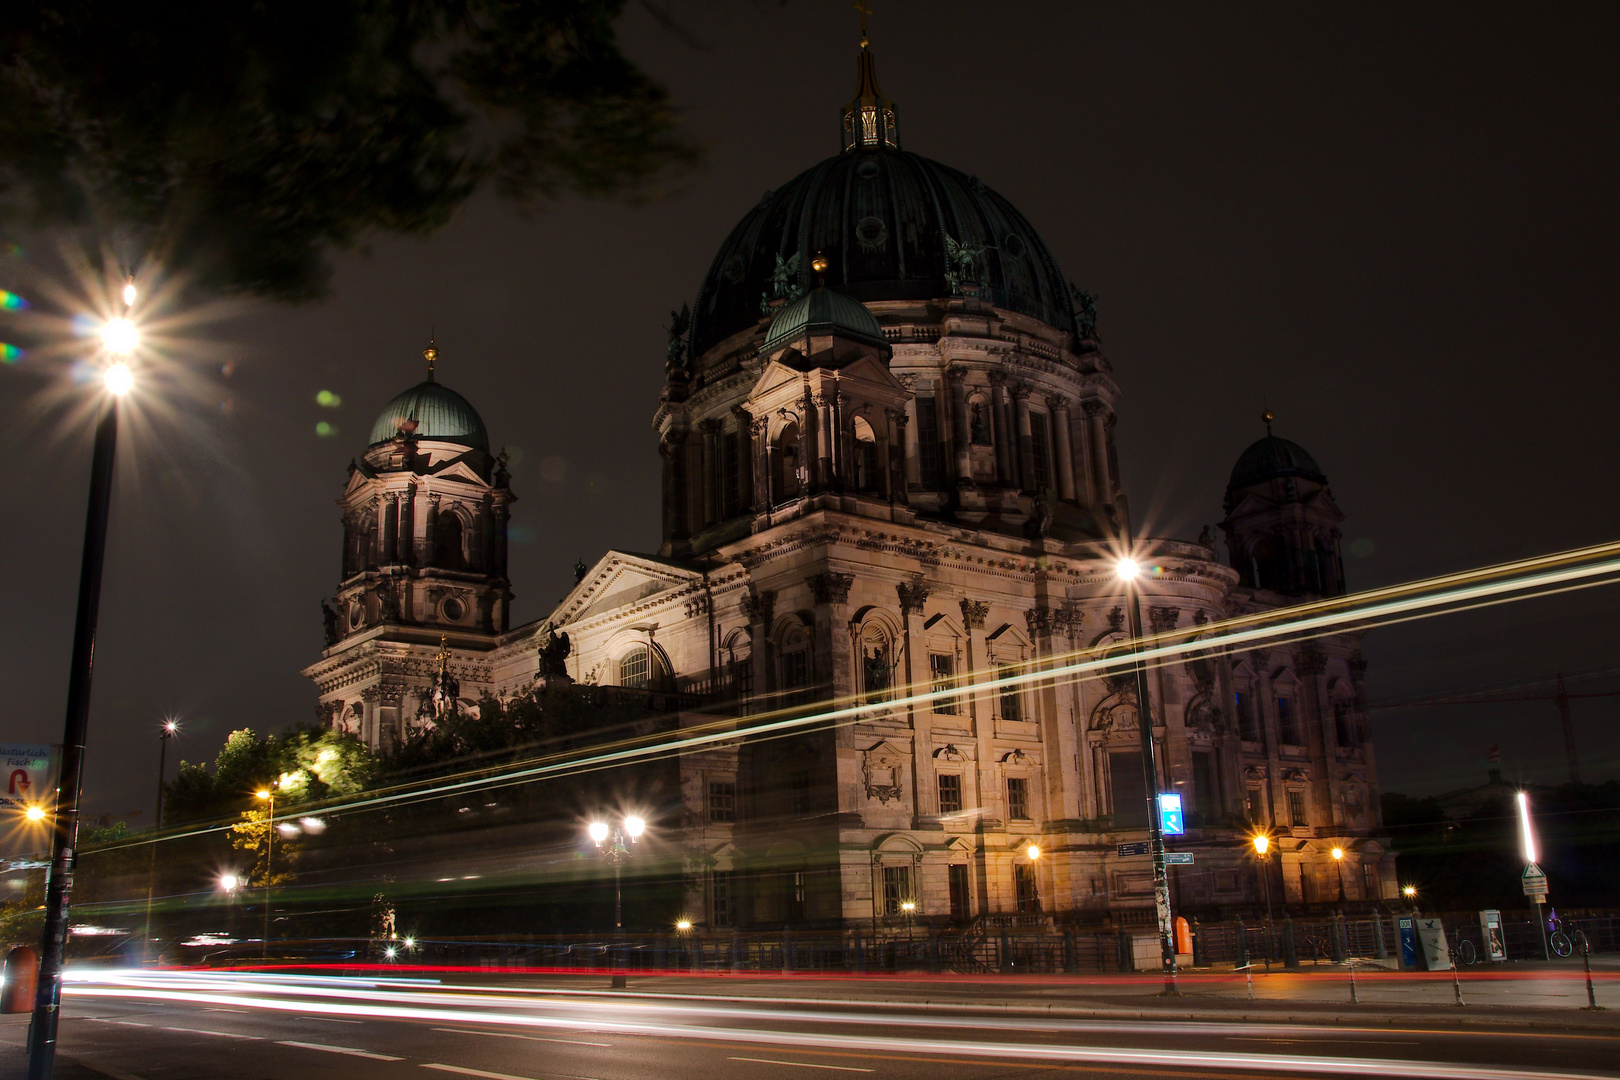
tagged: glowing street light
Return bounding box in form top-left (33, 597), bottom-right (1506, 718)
top-left (1332, 846), bottom-right (1346, 903)
top-left (1115, 550), bottom-right (1176, 993)
top-left (588, 815), bottom-right (645, 931)
top-left (219, 873), bottom-right (240, 893)
top-left (24, 805), bottom-right (46, 823)
top-left (1251, 832), bottom-right (1275, 969)
top-left (30, 277), bottom-right (147, 1078)
top-left (675, 919), bottom-right (693, 932)
top-left (256, 783), bottom-right (279, 958)
top-left (1025, 844), bottom-right (1041, 861)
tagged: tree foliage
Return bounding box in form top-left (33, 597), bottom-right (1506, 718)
top-left (0, 0), bottom-right (699, 300)
top-left (164, 725), bottom-right (374, 826)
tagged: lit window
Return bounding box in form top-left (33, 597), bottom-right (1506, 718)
top-left (619, 646), bottom-right (651, 689)
top-left (881, 865), bottom-right (911, 915)
top-left (998, 663), bottom-right (1022, 722)
top-left (937, 774), bottom-right (962, 814)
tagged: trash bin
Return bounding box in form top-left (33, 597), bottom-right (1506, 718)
top-left (3, 946), bottom-right (37, 1013)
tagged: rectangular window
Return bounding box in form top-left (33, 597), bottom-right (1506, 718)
top-left (1236, 691), bottom-right (1260, 741)
top-left (1014, 863), bottom-right (1040, 913)
top-left (1288, 788), bottom-right (1308, 827)
top-left (1362, 862), bottom-right (1379, 899)
top-left (948, 864), bottom-right (970, 920)
top-left (1277, 696), bottom-right (1303, 745)
top-left (790, 770), bottom-right (811, 815)
top-left (711, 871), bottom-right (734, 927)
top-left (937, 773), bottom-right (962, 814)
top-left (730, 657), bottom-right (753, 698)
top-left (1109, 751), bottom-right (1148, 829)
top-left (1005, 776), bottom-right (1030, 820)
top-left (998, 664), bottom-right (1022, 722)
top-left (1030, 411), bottom-right (1052, 490)
top-left (916, 397), bottom-right (944, 489)
top-left (1334, 701), bottom-right (1357, 747)
top-left (929, 652), bottom-right (958, 715)
top-left (782, 649), bottom-right (809, 694)
top-left (1245, 786), bottom-right (1266, 822)
top-left (708, 780), bottom-right (736, 823)
top-left (881, 865), bottom-right (912, 916)
top-left (1192, 750), bottom-right (1218, 821)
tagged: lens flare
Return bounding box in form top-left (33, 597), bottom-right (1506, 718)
top-left (103, 362), bottom-right (133, 396)
top-left (0, 289), bottom-right (29, 310)
top-left (101, 317), bottom-right (139, 355)
top-left (0, 343), bottom-right (22, 363)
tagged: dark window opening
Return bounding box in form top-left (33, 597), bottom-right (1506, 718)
top-left (948, 864), bottom-right (970, 920)
top-left (1006, 776), bottom-right (1030, 820)
top-left (1110, 751), bottom-right (1148, 829)
top-left (1030, 411), bottom-right (1052, 491)
top-left (1288, 789), bottom-right (1308, 827)
top-left (1014, 863), bottom-right (1040, 913)
top-left (708, 780), bottom-right (736, 823)
top-left (433, 511), bottom-right (465, 570)
top-left (916, 397), bottom-right (944, 490)
top-left (790, 770), bottom-right (812, 815)
top-left (937, 773), bottom-right (962, 814)
top-left (1193, 750), bottom-right (1219, 821)
top-left (1277, 696), bottom-right (1303, 745)
top-left (1236, 690), bottom-right (1260, 741)
top-left (711, 871), bottom-right (734, 927)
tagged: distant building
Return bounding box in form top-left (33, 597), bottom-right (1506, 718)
top-left (305, 39), bottom-right (1394, 930)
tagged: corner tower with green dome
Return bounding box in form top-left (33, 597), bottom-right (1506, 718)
top-left (303, 343), bottom-right (518, 751)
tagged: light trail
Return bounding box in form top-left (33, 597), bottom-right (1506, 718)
top-left (63, 971), bottom-right (1614, 1080)
top-left (89, 538), bottom-right (1620, 856)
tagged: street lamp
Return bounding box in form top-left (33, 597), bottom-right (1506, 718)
top-left (588, 815), bottom-right (645, 931)
top-left (1252, 833), bottom-right (1275, 970)
top-left (900, 898), bottom-right (916, 947)
top-left (24, 805), bottom-right (46, 824)
top-left (143, 720), bottom-right (179, 964)
top-left (256, 784), bottom-right (278, 959)
top-left (1116, 553), bottom-right (1176, 994)
top-left (29, 288), bottom-right (141, 1080)
top-left (1332, 846), bottom-right (1346, 903)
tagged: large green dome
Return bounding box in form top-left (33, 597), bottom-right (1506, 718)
top-left (1228, 435), bottom-right (1327, 490)
top-left (689, 148), bottom-right (1077, 357)
top-left (368, 379), bottom-right (489, 451)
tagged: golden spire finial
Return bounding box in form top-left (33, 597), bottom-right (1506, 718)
top-left (1261, 408), bottom-right (1274, 435)
top-left (424, 337), bottom-right (438, 381)
top-left (854, 1), bottom-right (872, 48)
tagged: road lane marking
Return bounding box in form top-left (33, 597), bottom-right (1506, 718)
top-left (431, 1026), bottom-right (612, 1047)
top-left (278, 1040), bottom-right (404, 1060)
top-left (204, 1007), bottom-right (249, 1013)
top-left (113, 1021), bottom-right (150, 1027)
top-left (423, 1065), bottom-right (603, 1080)
top-left (729, 1058), bottom-right (874, 1073)
top-left (162, 1027), bottom-right (261, 1040)
top-left (297, 1015), bottom-right (363, 1023)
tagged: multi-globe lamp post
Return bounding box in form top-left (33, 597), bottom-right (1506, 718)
top-left (1115, 555), bottom-right (1177, 993)
top-left (588, 815), bottom-right (645, 931)
top-left (28, 286), bottom-right (140, 1080)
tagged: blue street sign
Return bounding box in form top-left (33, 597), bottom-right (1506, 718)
top-left (1157, 792), bottom-right (1185, 836)
top-left (1117, 841), bottom-right (1150, 857)
top-left (1164, 852), bottom-right (1194, 865)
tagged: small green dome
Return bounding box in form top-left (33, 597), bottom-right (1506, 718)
top-left (1229, 435), bottom-right (1326, 490)
top-left (762, 287), bottom-right (887, 355)
top-left (368, 379), bottom-right (489, 451)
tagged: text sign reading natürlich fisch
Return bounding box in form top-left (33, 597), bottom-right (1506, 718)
top-left (0, 744), bottom-right (51, 806)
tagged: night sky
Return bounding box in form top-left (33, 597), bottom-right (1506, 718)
top-left (3, 2), bottom-right (1617, 829)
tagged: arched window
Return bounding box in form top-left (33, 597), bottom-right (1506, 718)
top-left (778, 621), bottom-right (813, 704)
top-left (618, 645), bottom-right (652, 689)
top-left (434, 511), bottom-right (466, 570)
top-left (858, 621), bottom-right (893, 702)
top-left (775, 422), bottom-right (802, 502)
top-left (852, 416), bottom-right (879, 493)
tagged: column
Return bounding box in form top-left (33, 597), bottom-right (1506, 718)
top-left (751, 416), bottom-right (772, 510)
top-left (1049, 398), bottom-right (1077, 503)
top-left (949, 369), bottom-right (972, 486)
top-left (878, 409), bottom-right (895, 501)
top-left (374, 492), bottom-right (389, 566)
top-left (733, 407), bottom-right (754, 514)
top-left (1013, 386), bottom-right (1035, 492)
top-left (897, 579), bottom-right (933, 822)
top-left (961, 598), bottom-right (996, 828)
top-left (832, 390), bottom-right (847, 490)
top-left (398, 483), bottom-right (416, 565)
top-left (814, 392), bottom-right (833, 490)
top-left (890, 410), bottom-right (910, 503)
top-left (1084, 401), bottom-right (1111, 506)
top-left (700, 419), bottom-right (720, 528)
top-left (901, 383), bottom-right (922, 488)
top-left (493, 502), bottom-right (510, 579)
top-left (989, 374), bottom-right (1013, 486)
top-left (685, 429), bottom-right (703, 531)
top-left (381, 493), bottom-right (399, 566)
top-left (424, 493), bottom-right (439, 562)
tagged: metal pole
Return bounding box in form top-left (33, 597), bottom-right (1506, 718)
top-left (143, 728), bottom-right (171, 965)
top-left (1583, 937), bottom-right (1597, 1009)
top-left (29, 400), bottom-right (120, 1080)
top-left (614, 838), bottom-right (623, 930)
top-left (1124, 580), bottom-right (1176, 994)
top-left (1534, 900), bottom-right (1550, 961)
top-left (262, 792), bottom-right (274, 960)
top-left (1258, 853), bottom-right (1274, 972)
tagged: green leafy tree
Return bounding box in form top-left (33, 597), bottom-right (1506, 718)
top-left (0, 1), bottom-right (699, 300)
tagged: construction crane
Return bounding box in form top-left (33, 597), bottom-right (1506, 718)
top-left (1375, 673), bottom-right (1620, 784)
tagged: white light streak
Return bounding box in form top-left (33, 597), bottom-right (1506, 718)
top-left (1517, 791), bottom-right (1537, 864)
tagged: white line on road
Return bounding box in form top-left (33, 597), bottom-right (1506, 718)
top-left (204, 1007), bottom-right (249, 1013)
top-left (729, 1058), bottom-right (874, 1073)
top-left (162, 1027), bottom-right (261, 1040)
top-left (431, 1026), bottom-right (612, 1047)
top-left (298, 1015), bottom-right (363, 1023)
top-left (277, 1040), bottom-right (404, 1060)
top-left (423, 1065), bottom-right (603, 1080)
top-left (112, 1021), bottom-right (150, 1027)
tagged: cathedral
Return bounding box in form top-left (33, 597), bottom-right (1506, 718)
top-left (303, 39), bottom-right (1394, 932)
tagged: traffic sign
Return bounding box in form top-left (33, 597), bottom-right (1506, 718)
top-left (1164, 852), bottom-right (1194, 865)
top-left (1157, 792), bottom-right (1185, 836)
top-left (1116, 841), bottom-right (1150, 857)
top-left (0, 744), bottom-right (51, 807)
top-left (1522, 862), bottom-right (1548, 898)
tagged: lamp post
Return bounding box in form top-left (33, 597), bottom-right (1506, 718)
top-left (1116, 555), bottom-right (1176, 994)
top-left (588, 816), bottom-right (645, 931)
top-left (143, 720), bottom-right (178, 964)
top-left (220, 873), bottom-right (241, 941)
top-left (28, 299), bottom-right (139, 1080)
top-left (1253, 833), bottom-right (1275, 971)
top-left (1332, 846), bottom-right (1346, 904)
top-left (900, 899), bottom-right (916, 947)
top-left (256, 785), bottom-right (277, 959)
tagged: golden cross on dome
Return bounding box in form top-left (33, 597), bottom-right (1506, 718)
top-left (854, 1), bottom-right (872, 48)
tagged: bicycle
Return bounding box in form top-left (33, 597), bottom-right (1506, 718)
top-left (1549, 918), bottom-right (1589, 958)
top-left (1452, 938), bottom-right (1476, 966)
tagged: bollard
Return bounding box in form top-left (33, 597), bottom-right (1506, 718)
top-left (1191, 919), bottom-right (1206, 968)
top-left (1348, 959), bottom-right (1359, 1005)
top-left (1332, 912), bottom-right (1348, 963)
top-left (1583, 939), bottom-right (1600, 1010)
top-left (1118, 930), bottom-right (1132, 973)
top-left (1374, 914), bottom-right (1388, 960)
top-left (1283, 914), bottom-right (1300, 970)
top-left (1236, 918), bottom-right (1249, 969)
top-left (1245, 963), bottom-right (1255, 1000)
top-left (1451, 952), bottom-right (1464, 1006)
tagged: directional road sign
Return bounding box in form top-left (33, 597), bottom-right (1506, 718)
top-left (1164, 852), bottom-right (1195, 865)
top-left (1116, 841), bottom-right (1150, 857)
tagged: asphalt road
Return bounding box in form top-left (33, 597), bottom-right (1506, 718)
top-left (2, 971), bottom-right (1617, 1080)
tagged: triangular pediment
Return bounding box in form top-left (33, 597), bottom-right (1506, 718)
top-left (549, 551), bottom-right (703, 627)
top-left (427, 459), bottom-right (488, 487)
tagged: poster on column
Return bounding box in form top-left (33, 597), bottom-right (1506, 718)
top-left (0, 744), bottom-right (52, 808)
